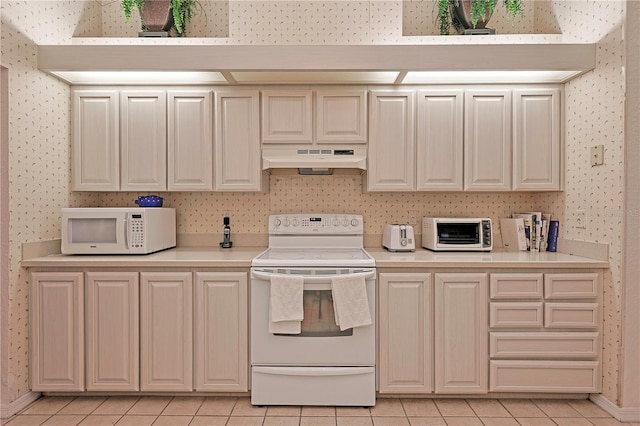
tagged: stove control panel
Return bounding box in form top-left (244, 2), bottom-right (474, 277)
top-left (269, 214), bottom-right (363, 234)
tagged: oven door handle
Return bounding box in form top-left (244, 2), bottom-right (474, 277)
top-left (253, 366), bottom-right (375, 377)
top-left (251, 270), bottom-right (375, 283)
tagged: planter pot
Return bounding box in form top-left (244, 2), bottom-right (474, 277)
top-left (451, 0), bottom-right (494, 30)
top-left (139, 0), bottom-right (174, 32)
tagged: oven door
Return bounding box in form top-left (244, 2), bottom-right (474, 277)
top-left (250, 268), bottom-right (376, 366)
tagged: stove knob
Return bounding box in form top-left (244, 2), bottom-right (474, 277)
top-left (332, 218), bottom-right (339, 227)
top-left (351, 218), bottom-right (359, 227)
top-left (273, 218), bottom-right (281, 227)
top-left (292, 218), bottom-right (299, 227)
top-left (283, 218), bottom-right (291, 227)
top-left (342, 218), bottom-right (349, 227)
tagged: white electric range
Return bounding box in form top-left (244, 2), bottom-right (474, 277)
top-left (250, 213), bottom-right (376, 407)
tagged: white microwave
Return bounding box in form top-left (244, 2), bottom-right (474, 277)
top-left (422, 217), bottom-right (492, 252)
top-left (61, 207), bottom-right (176, 255)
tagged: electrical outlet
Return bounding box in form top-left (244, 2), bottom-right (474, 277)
top-left (575, 210), bottom-right (586, 229)
top-left (408, 210), bottom-right (418, 225)
top-left (591, 145), bottom-right (604, 166)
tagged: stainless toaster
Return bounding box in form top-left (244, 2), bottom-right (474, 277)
top-left (382, 224), bottom-right (415, 252)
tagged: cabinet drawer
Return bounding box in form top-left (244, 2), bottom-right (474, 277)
top-left (490, 302), bottom-right (543, 328)
top-left (490, 332), bottom-right (599, 359)
top-left (490, 360), bottom-right (600, 392)
top-left (544, 273), bottom-right (598, 299)
top-left (490, 273), bottom-right (543, 299)
top-left (544, 303), bottom-right (598, 329)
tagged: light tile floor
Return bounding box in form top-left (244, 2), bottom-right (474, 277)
top-left (3, 396), bottom-right (639, 426)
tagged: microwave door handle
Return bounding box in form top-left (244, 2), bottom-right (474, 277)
top-left (124, 216), bottom-right (130, 249)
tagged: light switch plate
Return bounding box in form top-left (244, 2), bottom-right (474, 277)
top-left (591, 145), bottom-right (604, 166)
top-left (576, 210), bottom-right (586, 229)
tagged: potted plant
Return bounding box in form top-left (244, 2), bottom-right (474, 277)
top-left (437, 0), bottom-right (524, 35)
top-left (122, 0), bottom-right (199, 36)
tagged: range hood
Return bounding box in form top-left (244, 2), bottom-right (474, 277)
top-left (37, 42), bottom-right (596, 85)
top-left (262, 148), bottom-right (367, 172)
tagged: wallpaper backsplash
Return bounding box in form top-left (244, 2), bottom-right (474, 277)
top-left (0, 0), bottom-right (627, 408)
top-left (93, 172), bottom-right (538, 236)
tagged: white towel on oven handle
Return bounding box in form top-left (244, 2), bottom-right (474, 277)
top-left (269, 274), bottom-right (304, 334)
top-left (331, 273), bottom-right (372, 331)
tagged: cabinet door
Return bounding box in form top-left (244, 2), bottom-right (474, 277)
top-left (140, 272), bottom-right (193, 391)
top-left (85, 272), bottom-right (139, 391)
top-left (378, 273), bottom-right (432, 393)
top-left (513, 87), bottom-right (561, 191)
top-left (168, 90), bottom-right (213, 191)
top-left (71, 89), bottom-right (119, 191)
top-left (261, 90), bottom-right (312, 144)
top-left (194, 272), bottom-right (248, 391)
top-left (464, 89), bottom-right (512, 191)
top-left (120, 90), bottom-right (167, 191)
top-left (30, 272), bottom-right (84, 391)
top-left (434, 273), bottom-right (488, 393)
top-left (367, 90), bottom-right (415, 191)
top-left (214, 90), bottom-right (262, 191)
top-left (316, 89), bottom-right (367, 144)
top-left (416, 89), bottom-right (463, 191)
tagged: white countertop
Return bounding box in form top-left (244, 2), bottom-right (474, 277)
top-left (22, 246), bottom-right (608, 269)
top-left (368, 247), bottom-right (609, 269)
top-left (21, 246), bottom-right (266, 268)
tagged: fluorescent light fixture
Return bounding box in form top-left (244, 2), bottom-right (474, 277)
top-left (50, 71), bottom-right (228, 85)
top-left (231, 71), bottom-right (399, 84)
top-left (401, 70), bottom-right (584, 84)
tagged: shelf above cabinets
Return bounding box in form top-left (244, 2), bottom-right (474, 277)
top-left (38, 43), bottom-right (595, 86)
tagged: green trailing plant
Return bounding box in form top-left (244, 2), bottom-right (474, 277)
top-left (122, 0), bottom-right (200, 36)
top-left (437, 0), bottom-right (524, 35)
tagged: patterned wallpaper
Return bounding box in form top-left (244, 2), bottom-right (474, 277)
top-left (0, 0), bottom-right (628, 408)
top-left (533, 0), bottom-right (626, 401)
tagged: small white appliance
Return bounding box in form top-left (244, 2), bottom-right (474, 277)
top-left (382, 224), bottom-right (415, 252)
top-left (251, 213), bottom-right (376, 407)
top-left (422, 217), bottom-right (492, 252)
top-left (61, 207), bottom-right (176, 255)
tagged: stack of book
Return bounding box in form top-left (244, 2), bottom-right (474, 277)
top-left (500, 212), bottom-right (559, 252)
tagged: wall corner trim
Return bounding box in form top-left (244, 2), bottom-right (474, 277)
top-left (590, 394), bottom-right (640, 422)
top-left (0, 391), bottom-right (40, 420)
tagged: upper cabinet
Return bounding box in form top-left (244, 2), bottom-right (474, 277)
top-left (72, 84), bottom-right (562, 194)
top-left (120, 90), bottom-right (168, 192)
top-left (316, 90), bottom-right (367, 144)
top-left (261, 90), bottom-right (312, 144)
top-left (214, 90), bottom-right (262, 191)
top-left (368, 85), bottom-right (562, 193)
top-left (261, 89), bottom-right (367, 145)
top-left (367, 90), bottom-right (416, 191)
top-left (416, 89), bottom-right (464, 191)
top-left (72, 90), bottom-right (120, 191)
top-left (464, 89), bottom-right (513, 191)
top-left (513, 88), bottom-right (562, 191)
top-left (168, 91), bottom-right (214, 191)
top-left (72, 88), bottom-right (213, 192)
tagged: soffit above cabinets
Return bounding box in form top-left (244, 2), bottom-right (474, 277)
top-left (37, 43), bottom-right (596, 85)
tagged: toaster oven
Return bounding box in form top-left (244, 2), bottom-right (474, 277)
top-left (422, 217), bottom-right (492, 252)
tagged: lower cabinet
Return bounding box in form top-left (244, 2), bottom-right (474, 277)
top-left (378, 273), bottom-right (433, 393)
top-left (434, 273), bottom-right (488, 394)
top-left (140, 272), bottom-right (193, 391)
top-left (29, 269), bottom-right (248, 393)
top-left (378, 272), bottom-right (488, 394)
top-left (194, 272), bottom-right (248, 391)
top-left (86, 272), bottom-right (139, 391)
top-left (30, 272), bottom-right (85, 391)
top-left (378, 269), bottom-right (603, 395)
top-left (489, 272), bottom-right (602, 393)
